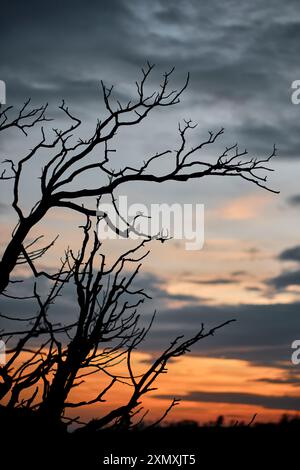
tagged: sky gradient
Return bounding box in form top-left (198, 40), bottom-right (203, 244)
top-left (1, 0), bottom-right (300, 424)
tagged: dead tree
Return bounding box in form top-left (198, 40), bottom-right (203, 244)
top-left (0, 63), bottom-right (278, 293)
top-left (0, 219), bottom-right (234, 429)
top-left (0, 63), bottom-right (278, 429)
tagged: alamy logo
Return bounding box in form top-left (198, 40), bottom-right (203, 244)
top-left (97, 196), bottom-right (205, 251)
top-left (0, 80), bottom-right (6, 104)
top-left (291, 340), bottom-right (300, 365)
top-left (0, 340), bottom-right (6, 365)
top-left (291, 80), bottom-right (300, 104)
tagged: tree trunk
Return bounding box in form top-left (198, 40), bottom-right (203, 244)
top-left (39, 343), bottom-right (84, 422)
top-left (38, 367), bottom-right (71, 423)
top-left (0, 203), bottom-right (48, 293)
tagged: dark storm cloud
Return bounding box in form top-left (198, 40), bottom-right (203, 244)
top-left (265, 244), bottom-right (300, 290)
top-left (267, 269), bottom-right (300, 290)
top-left (279, 245), bottom-right (300, 263)
top-left (0, 276), bottom-right (78, 336)
top-left (140, 301), bottom-right (300, 368)
top-left (1, 272), bottom-right (299, 370)
top-left (2, 0), bottom-right (300, 156)
top-left (0, 271), bottom-right (201, 333)
top-left (1, 1), bottom-right (154, 110)
top-left (155, 391), bottom-right (300, 411)
top-left (288, 194), bottom-right (300, 206)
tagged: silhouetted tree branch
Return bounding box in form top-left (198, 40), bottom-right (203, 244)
top-left (0, 64), bottom-right (279, 432)
top-left (0, 218), bottom-right (235, 429)
top-left (0, 63), bottom-right (278, 293)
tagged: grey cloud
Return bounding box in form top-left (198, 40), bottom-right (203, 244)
top-left (288, 194), bottom-right (300, 206)
top-left (1, 0), bottom-right (300, 157)
top-left (267, 269), bottom-right (300, 290)
top-left (255, 373), bottom-right (300, 387)
top-left (1, 0), bottom-right (140, 106)
top-left (0, 270), bottom-right (202, 334)
top-left (265, 244), bottom-right (300, 289)
top-left (1, 272), bottom-right (300, 370)
top-left (279, 246), bottom-right (300, 263)
top-left (141, 301), bottom-right (300, 368)
top-left (245, 286), bottom-right (262, 292)
top-left (155, 390), bottom-right (300, 411)
top-left (190, 278), bottom-right (236, 285)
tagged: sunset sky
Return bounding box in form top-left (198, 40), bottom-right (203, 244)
top-left (1, 0), bottom-right (300, 425)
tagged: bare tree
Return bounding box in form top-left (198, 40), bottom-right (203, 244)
top-left (0, 218), bottom-right (233, 429)
top-left (0, 64), bottom-right (278, 430)
top-left (0, 63), bottom-right (277, 293)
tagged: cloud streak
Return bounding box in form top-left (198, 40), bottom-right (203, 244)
top-left (156, 390), bottom-right (300, 411)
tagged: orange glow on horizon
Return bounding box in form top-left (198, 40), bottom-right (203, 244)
top-left (64, 354), bottom-right (300, 426)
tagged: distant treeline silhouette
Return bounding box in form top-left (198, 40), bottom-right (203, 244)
top-left (2, 404), bottom-right (299, 467)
